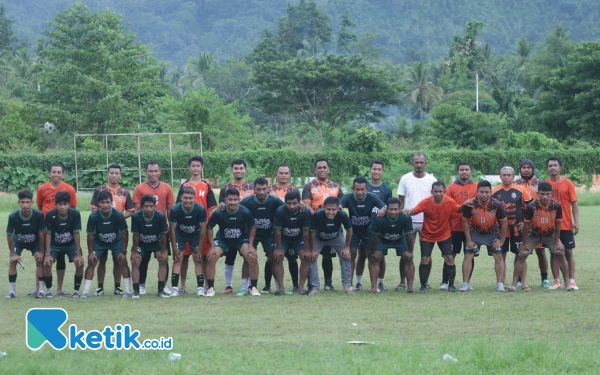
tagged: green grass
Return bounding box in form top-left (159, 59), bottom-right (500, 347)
top-left (1, 208), bottom-right (599, 374)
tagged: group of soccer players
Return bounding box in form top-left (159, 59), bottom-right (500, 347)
top-left (5, 153), bottom-right (580, 299)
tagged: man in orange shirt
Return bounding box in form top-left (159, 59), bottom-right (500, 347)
top-left (404, 181), bottom-right (469, 293)
top-left (546, 156), bottom-right (579, 290)
top-left (36, 163), bottom-right (77, 297)
top-left (133, 160), bottom-right (175, 295)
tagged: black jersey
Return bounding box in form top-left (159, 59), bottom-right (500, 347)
top-left (371, 214), bottom-right (414, 245)
top-left (274, 205), bottom-right (311, 241)
top-left (169, 202), bottom-right (207, 242)
top-left (240, 194), bottom-right (283, 240)
top-left (45, 208), bottom-right (82, 247)
top-left (367, 181), bottom-right (393, 206)
top-left (310, 209), bottom-right (352, 241)
top-left (6, 209), bottom-right (45, 247)
top-left (341, 192), bottom-right (386, 234)
top-left (86, 208), bottom-right (128, 245)
top-left (131, 210), bottom-right (168, 251)
top-left (208, 205), bottom-right (254, 242)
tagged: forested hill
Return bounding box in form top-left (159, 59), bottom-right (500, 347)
top-left (4, 0), bottom-right (600, 65)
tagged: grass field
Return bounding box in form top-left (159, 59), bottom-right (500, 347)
top-left (0, 206), bottom-right (599, 374)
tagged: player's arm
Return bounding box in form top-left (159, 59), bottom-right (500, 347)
top-left (90, 189), bottom-right (99, 212)
top-left (6, 217), bottom-right (16, 258)
top-left (121, 231), bottom-right (129, 258)
top-left (405, 232), bottom-right (415, 255)
top-left (36, 188), bottom-right (43, 210)
top-left (123, 192), bottom-right (135, 218)
top-left (301, 184), bottom-right (314, 214)
top-left (73, 231), bottom-right (84, 267)
top-left (69, 186), bottom-right (78, 209)
top-left (302, 228), bottom-right (310, 252)
top-left (498, 219), bottom-right (508, 246)
top-left (248, 227), bottom-right (257, 247)
top-left (36, 230), bottom-right (45, 264)
top-left (197, 222), bottom-right (207, 252)
top-left (398, 195), bottom-right (405, 209)
top-left (520, 221), bottom-right (530, 253)
top-left (274, 227), bottom-right (283, 252)
top-left (571, 201), bottom-right (579, 235)
top-left (169, 222), bottom-right (179, 261)
top-left (6, 234), bottom-right (18, 261)
top-left (86, 233), bottom-right (96, 263)
top-left (369, 233), bottom-right (379, 253)
top-left (308, 230), bottom-right (317, 261)
top-left (463, 217), bottom-right (475, 249)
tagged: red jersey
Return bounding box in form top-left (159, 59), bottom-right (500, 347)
top-left (90, 184), bottom-right (135, 213)
top-left (133, 181), bottom-right (175, 215)
top-left (219, 181), bottom-right (254, 202)
top-left (302, 179), bottom-right (343, 211)
top-left (269, 183), bottom-right (298, 201)
top-left (177, 179), bottom-right (217, 211)
top-left (463, 198), bottom-right (507, 234)
top-left (492, 184), bottom-right (532, 237)
top-left (445, 180), bottom-right (477, 231)
top-left (411, 196), bottom-right (460, 242)
top-left (546, 177), bottom-right (577, 231)
top-left (524, 199), bottom-right (563, 236)
top-left (36, 181), bottom-right (77, 216)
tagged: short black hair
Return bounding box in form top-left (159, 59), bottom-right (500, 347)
top-left (314, 159), bottom-right (329, 168)
top-left (456, 162), bottom-right (472, 172)
top-left (370, 160), bottom-right (384, 169)
top-left (538, 182), bottom-right (553, 192)
top-left (141, 194), bottom-right (156, 206)
top-left (18, 190), bottom-right (33, 200)
top-left (224, 188), bottom-right (240, 198)
top-left (231, 159), bottom-right (247, 168)
top-left (477, 180), bottom-right (492, 190)
top-left (411, 152), bottom-right (427, 162)
top-left (54, 191), bottom-right (71, 204)
top-left (387, 197), bottom-right (401, 207)
top-left (49, 163), bottom-right (65, 173)
top-left (145, 160), bottom-right (159, 171)
top-left (547, 156), bottom-right (562, 167)
top-left (323, 196), bottom-right (339, 207)
top-left (285, 190), bottom-right (300, 202)
top-left (107, 164), bottom-right (121, 172)
top-left (254, 177), bottom-right (269, 187)
top-left (188, 156), bottom-right (204, 166)
top-left (96, 190), bottom-right (112, 203)
top-left (432, 180), bottom-right (446, 190)
top-left (277, 164), bottom-right (291, 172)
top-left (353, 176), bottom-right (368, 187)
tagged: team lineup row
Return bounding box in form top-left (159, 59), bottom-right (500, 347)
top-left (5, 153), bottom-right (579, 299)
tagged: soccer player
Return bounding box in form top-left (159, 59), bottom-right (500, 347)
top-left (90, 164), bottom-right (135, 296)
top-left (444, 162), bottom-right (477, 289)
top-left (515, 159), bottom-right (551, 288)
top-left (43, 191), bottom-right (84, 298)
top-left (274, 190), bottom-right (312, 294)
top-left (130, 195), bottom-right (170, 298)
top-left (302, 159), bottom-right (344, 291)
top-left (82, 190), bottom-right (131, 298)
top-left (6, 191), bottom-right (47, 298)
top-left (309, 197), bottom-right (353, 294)
top-left (396, 153), bottom-right (437, 291)
top-left (175, 156), bottom-right (217, 294)
top-left (218, 159), bottom-right (254, 294)
top-left (546, 156), bottom-right (579, 290)
top-left (133, 160), bottom-right (175, 295)
top-left (508, 182), bottom-right (570, 291)
top-left (461, 181), bottom-right (508, 292)
top-left (205, 188), bottom-right (260, 297)
top-left (169, 186), bottom-right (207, 297)
top-left (370, 198), bottom-right (415, 293)
top-left (403, 181), bottom-right (467, 293)
top-left (341, 177), bottom-right (386, 291)
top-left (37, 163), bottom-right (77, 296)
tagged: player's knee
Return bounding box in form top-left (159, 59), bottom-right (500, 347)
top-left (420, 257), bottom-right (431, 265)
top-left (443, 255), bottom-right (454, 265)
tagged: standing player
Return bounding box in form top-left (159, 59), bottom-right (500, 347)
top-left (360, 160), bottom-right (393, 291)
top-left (509, 182), bottom-right (570, 291)
top-left (6, 191), bottom-right (47, 298)
top-left (205, 188), bottom-right (260, 297)
top-left (309, 197), bottom-right (353, 294)
top-left (43, 191), bottom-right (84, 298)
top-left (370, 198), bottom-right (415, 293)
top-left (404, 181), bottom-right (467, 293)
top-left (515, 159), bottom-right (551, 288)
top-left (302, 159), bottom-right (344, 291)
top-left (341, 177), bottom-right (386, 290)
top-left (90, 164), bottom-right (135, 296)
top-left (274, 190), bottom-right (312, 294)
top-left (546, 157), bottom-right (579, 290)
top-left (444, 162), bottom-right (477, 289)
top-left (130, 195), bottom-right (170, 298)
top-left (175, 156), bottom-right (217, 294)
top-left (81, 191), bottom-right (131, 298)
top-left (218, 159), bottom-right (254, 294)
top-left (133, 161), bottom-right (175, 295)
top-left (396, 153), bottom-right (437, 291)
top-left (37, 163), bottom-right (77, 296)
top-left (169, 186), bottom-right (207, 297)
top-left (461, 181), bottom-right (508, 292)
top-left (239, 178), bottom-right (284, 295)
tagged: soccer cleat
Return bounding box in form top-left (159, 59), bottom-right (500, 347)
top-left (72, 291), bottom-right (80, 298)
top-left (308, 289), bottom-right (320, 295)
top-left (157, 290), bottom-right (171, 298)
top-left (439, 283), bottom-right (448, 291)
top-left (80, 292), bottom-right (89, 298)
top-left (299, 289), bottom-right (309, 295)
top-left (323, 284), bottom-right (335, 291)
top-left (292, 286), bottom-right (299, 294)
top-left (236, 288), bottom-right (248, 297)
top-left (5, 292), bottom-right (16, 299)
top-left (132, 291), bottom-right (140, 299)
top-left (95, 287), bottom-right (104, 296)
top-left (507, 286), bottom-right (517, 292)
top-left (419, 285), bottom-right (429, 293)
top-left (57, 291), bottom-right (69, 297)
top-left (496, 283), bottom-right (506, 292)
top-left (139, 284), bottom-right (147, 295)
top-left (163, 286), bottom-right (172, 294)
top-left (122, 293), bottom-right (132, 298)
top-left (197, 287), bottom-right (205, 296)
top-left (284, 290), bottom-right (293, 295)
top-left (566, 285), bottom-right (575, 292)
top-left (355, 282), bottom-right (363, 291)
top-left (179, 288), bottom-right (186, 295)
top-left (395, 283), bottom-right (406, 291)
top-left (448, 285), bottom-right (457, 293)
top-left (541, 280), bottom-right (551, 288)
top-left (113, 287), bottom-right (123, 295)
top-left (521, 285), bottom-right (531, 292)
top-left (261, 286), bottom-right (271, 294)
top-left (459, 282), bottom-right (470, 292)
top-left (274, 290), bottom-right (285, 296)
top-left (344, 287), bottom-right (355, 294)
top-left (205, 287), bottom-right (216, 297)
top-left (28, 291), bottom-right (37, 297)
top-left (249, 287), bottom-right (261, 296)
top-left (222, 286), bottom-right (233, 295)
top-left (549, 280), bottom-right (561, 290)
top-left (569, 281), bottom-right (579, 290)
top-left (44, 292), bottom-right (52, 299)
top-left (378, 282), bottom-right (388, 291)
top-left (170, 287), bottom-right (179, 297)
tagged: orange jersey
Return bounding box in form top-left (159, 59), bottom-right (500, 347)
top-left (445, 180), bottom-right (477, 231)
top-left (463, 198), bottom-right (507, 234)
top-left (36, 182), bottom-right (77, 216)
top-left (411, 196), bottom-right (460, 242)
top-left (90, 185), bottom-right (135, 213)
top-left (133, 181), bottom-right (175, 215)
top-left (269, 183), bottom-right (298, 202)
top-left (515, 176), bottom-right (540, 200)
top-left (177, 179), bottom-right (217, 211)
top-left (492, 184), bottom-right (532, 236)
top-left (524, 199), bottom-right (563, 236)
top-left (219, 181), bottom-right (254, 202)
top-left (302, 179), bottom-right (343, 211)
top-left (546, 177), bottom-right (577, 231)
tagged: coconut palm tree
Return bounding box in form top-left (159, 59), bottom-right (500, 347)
top-left (405, 61), bottom-right (443, 119)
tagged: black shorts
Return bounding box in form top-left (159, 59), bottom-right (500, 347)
top-left (451, 231), bottom-right (466, 254)
top-left (420, 238), bottom-right (453, 257)
top-left (560, 230), bottom-right (576, 250)
top-left (502, 234), bottom-right (522, 254)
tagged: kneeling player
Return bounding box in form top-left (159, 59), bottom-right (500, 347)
top-left (509, 182), bottom-right (570, 291)
top-left (131, 195), bottom-right (169, 298)
top-left (82, 191), bottom-right (131, 298)
top-left (205, 188), bottom-right (260, 297)
top-left (370, 198), bottom-right (415, 293)
top-left (6, 191), bottom-right (48, 298)
top-left (43, 191), bottom-right (84, 298)
top-left (169, 186), bottom-right (207, 297)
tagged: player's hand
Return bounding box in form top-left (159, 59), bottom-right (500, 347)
top-left (401, 208), bottom-right (411, 215)
top-left (555, 241), bottom-right (565, 251)
top-left (309, 250), bottom-right (318, 262)
top-left (44, 256), bottom-right (54, 267)
top-left (73, 255), bottom-right (84, 267)
top-left (402, 251), bottom-right (413, 260)
top-left (173, 250), bottom-right (181, 263)
top-left (87, 252), bottom-right (97, 265)
top-left (341, 247), bottom-right (351, 260)
top-left (462, 198), bottom-right (475, 208)
top-left (492, 239), bottom-right (503, 249)
top-left (193, 251), bottom-right (203, 263)
top-left (34, 252), bottom-right (44, 265)
top-left (157, 251), bottom-right (168, 262)
top-left (298, 201), bottom-right (306, 211)
top-left (370, 251), bottom-right (382, 262)
top-left (517, 243), bottom-right (529, 254)
top-left (377, 207), bottom-right (387, 217)
top-left (573, 224), bottom-right (579, 235)
top-left (117, 252), bottom-right (127, 265)
top-left (467, 241), bottom-right (477, 251)
top-left (246, 246), bottom-right (257, 261)
top-left (274, 249), bottom-right (284, 261)
top-left (130, 251), bottom-right (141, 265)
top-left (207, 248), bottom-right (219, 262)
top-left (218, 202), bottom-right (226, 211)
top-left (10, 254), bottom-right (21, 263)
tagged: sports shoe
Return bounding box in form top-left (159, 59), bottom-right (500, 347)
top-left (28, 291), bottom-right (37, 297)
top-left (293, 286), bottom-right (299, 294)
top-left (249, 287), bottom-right (261, 296)
top-left (236, 288), bottom-right (248, 297)
top-left (196, 287), bottom-right (205, 296)
top-left (179, 288), bottom-right (186, 295)
top-left (72, 291), bottom-right (80, 298)
top-left (496, 283), bottom-right (506, 292)
top-left (355, 282), bottom-right (363, 291)
top-left (5, 292), bottom-right (16, 298)
top-left (516, 281), bottom-right (522, 288)
top-left (95, 287), bottom-right (104, 296)
top-left (261, 286), bottom-right (271, 294)
top-left (569, 281), bottom-right (579, 290)
top-left (44, 292), bottom-right (52, 299)
top-left (459, 282), bottom-right (470, 292)
top-left (507, 286), bottom-right (517, 292)
top-left (163, 286), bottom-right (172, 294)
top-left (222, 286), bottom-right (233, 294)
top-left (419, 285), bottom-right (428, 293)
top-left (205, 287), bottom-right (215, 297)
top-left (439, 283), bottom-right (448, 291)
top-left (80, 292), bottom-right (89, 298)
top-left (139, 284), bottom-right (147, 295)
top-left (122, 293), bottom-right (132, 298)
top-left (284, 290), bottom-right (293, 295)
top-left (57, 291), bottom-right (69, 297)
top-left (170, 287), bottom-right (179, 297)
top-left (308, 289), bottom-right (320, 295)
top-left (344, 287), bottom-right (355, 294)
top-left (299, 289), bottom-right (309, 295)
top-left (395, 283), bottom-right (406, 291)
top-left (448, 285), bottom-right (457, 292)
top-left (132, 291), bottom-right (140, 299)
top-left (378, 282), bottom-right (388, 291)
top-left (566, 285), bottom-right (575, 292)
top-left (541, 280), bottom-right (551, 288)
top-left (113, 287), bottom-right (123, 295)
top-left (324, 284), bottom-right (335, 291)
top-left (521, 285), bottom-right (531, 292)
top-left (157, 290), bottom-right (171, 298)
top-left (549, 280), bottom-right (561, 290)
top-left (274, 290), bottom-right (285, 296)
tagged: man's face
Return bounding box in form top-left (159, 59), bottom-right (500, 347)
top-left (57, 201), bottom-right (69, 216)
top-left (370, 163), bottom-right (383, 180)
top-left (145, 164), bottom-right (161, 184)
top-left (181, 193), bottom-right (195, 210)
top-left (353, 182), bottom-right (368, 200)
top-left (225, 194), bottom-right (240, 211)
top-left (189, 161), bottom-right (203, 177)
top-left (232, 164), bottom-right (246, 180)
top-left (457, 165), bottom-right (472, 182)
top-left (315, 161), bottom-right (329, 180)
top-left (520, 165), bottom-right (533, 179)
top-left (98, 198), bottom-right (112, 214)
top-left (324, 204), bottom-right (338, 219)
top-left (276, 167), bottom-right (291, 185)
top-left (50, 166), bottom-right (63, 184)
top-left (432, 185), bottom-right (445, 202)
top-left (107, 168), bottom-right (121, 185)
top-left (500, 171), bottom-right (514, 186)
top-left (254, 183), bottom-right (269, 201)
top-left (142, 201), bottom-right (155, 217)
top-left (547, 161), bottom-right (561, 177)
top-left (411, 156), bottom-right (426, 174)
top-left (477, 187), bottom-right (491, 203)
top-left (286, 198), bottom-right (299, 212)
top-left (387, 203), bottom-right (400, 219)
top-left (18, 198), bottom-right (32, 211)
top-left (538, 191), bottom-right (552, 205)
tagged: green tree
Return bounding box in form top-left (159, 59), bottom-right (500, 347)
top-left (0, 4), bottom-right (15, 52)
top-left (337, 11), bottom-right (357, 54)
top-left (182, 52), bottom-right (217, 91)
top-left (275, 0), bottom-right (332, 57)
top-left (404, 62), bottom-right (443, 119)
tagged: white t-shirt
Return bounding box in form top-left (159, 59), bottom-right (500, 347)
top-left (397, 172), bottom-right (437, 224)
